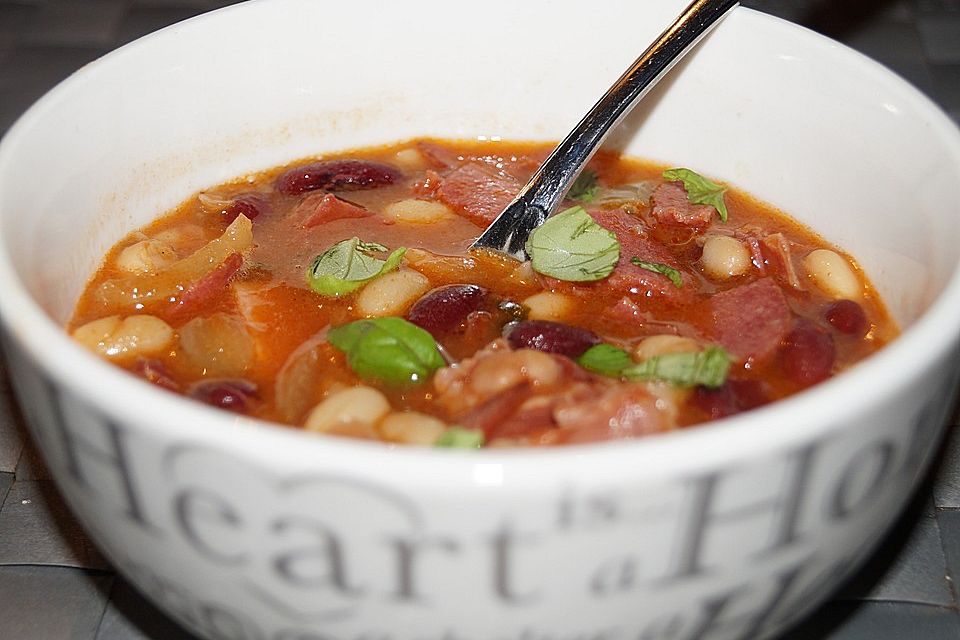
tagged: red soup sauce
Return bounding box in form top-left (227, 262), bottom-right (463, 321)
top-left (69, 139), bottom-right (897, 447)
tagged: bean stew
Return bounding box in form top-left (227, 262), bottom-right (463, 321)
top-left (68, 139), bottom-right (897, 447)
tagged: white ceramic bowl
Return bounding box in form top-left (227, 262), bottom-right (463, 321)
top-left (2, 1), bottom-right (960, 638)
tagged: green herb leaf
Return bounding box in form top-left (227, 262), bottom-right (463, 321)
top-left (327, 317), bottom-right (445, 385)
top-left (622, 346), bottom-right (732, 388)
top-left (525, 206), bottom-right (620, 282)
top-left (568, 170), bottom-right (600, 203)
top-left (630, 258), bottom-right (684, 288)
top-left (578, 344), bottom-right (633, 376)
top-left (435, 427), bottom-right (485, 449)
top-left (662, 168), bottom-right (729, 223)
top-left (307, 237), bottom-right (406, 296)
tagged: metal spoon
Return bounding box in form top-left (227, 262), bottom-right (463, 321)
top-left (472, 0), bottom-right (739, 258)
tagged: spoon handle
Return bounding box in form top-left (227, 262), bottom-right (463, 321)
top-left (473, 0), bottom-right (740, 258)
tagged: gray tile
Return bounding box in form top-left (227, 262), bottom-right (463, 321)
top-left (878, 1), bottom-right (920, 23)
top-left (838, 502), bottom-right (954, 606)
top-left (0, 375), bottom-right (26, 473)
top-left (741, 0), bottom-right (808, 23)
top-left (843, 21), bottom-right (928, 64)
top-left (880, 58), bottom-right (938, 96)
top-left (930, 64), bottom-right (960, 110)
top-left (0, 480), bottom-right (108, 569)
top-left (0, 2), bottom-right (40, 40)
top-left (934, 426), bottom-right (960, 508)
top-left (0, 471), bottom-right (12, 508)
top-left (0, 44), bottom-right (109, 93)
top-left (20, 0), bottom-right (126, 48)
top-left (913, 0), bottom-right (960, 14)
top-left (935, 509), bottom-right (960, 599)
top-left (15, 436), bottom-right (51, 480)
top-left (115, 5), bottom-right (223, 45)
top-left (0, 565), bottom-right (113, 640)
top-left (96, 579), bottom-right (199, 640)
top-left (918, 14), bottom-right (960, 62)
top-left (783, 601), bottom-right (960, 640)
top-left (129, 0), bottom-right (238, 6)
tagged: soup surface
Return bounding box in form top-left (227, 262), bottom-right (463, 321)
top-left (69, 139), bottom-right (896, 447)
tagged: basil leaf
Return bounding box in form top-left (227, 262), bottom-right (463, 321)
top-left (525, 206), bottom-right (620, 282)
top-left (307, 237), bottom-right (406, 296)
top-left (630, 258), bottom-right (683, 288)
top-left (622, 346), bottom-right (732, 388)
top-left (435, 427), bottom-right (485, 448)
top-left (662, 168), bottom-right (729, 223)
top-left (578, 344), bottom-right (633, 376)
top-left (568, 170), bottom-right (600, 203)
top-left (327, 317), bottom-right (445, 385)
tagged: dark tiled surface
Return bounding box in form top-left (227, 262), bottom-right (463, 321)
top-left (0, 1), bottom-right (959, 639)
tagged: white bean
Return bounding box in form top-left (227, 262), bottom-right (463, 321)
top-left (633, 334), bottom-right (701, 361)
top-left (803, 249), bottom-right (862, 299)
top-left (72, 315), bottom-right (174, 361)
top-left (382, 199), bottom-right (453, 224)
top-left (355, 268), bottom-right (430, 317)
top-left (701, 235), bottom-right (751, 279)
top-left (379, 411), bottom-right (448, 445)
top-left (523, 292), bottom-right (573, 321)
top-left (470, 349), bottom-right (562, 396)
top-left (392, 148), bottom-right (426, 171)
top-left (304, 385), bottom-right (391, 437)
top-left (115, 239), bottom-right (178, 274)
top-left (152, 224), bottom-right (206, 250)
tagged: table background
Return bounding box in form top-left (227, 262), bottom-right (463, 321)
top-left (1, 0), bottom-right (959, 638)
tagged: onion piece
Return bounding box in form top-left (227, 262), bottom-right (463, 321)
top-left (95, 214), bottom-right (253, 312)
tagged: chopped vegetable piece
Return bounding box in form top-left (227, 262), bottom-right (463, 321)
top-left (525, 206), bottom-right (620, 282)
top-left (435, 427), bottom-right (485, 448)
top-left (630, 258), bottom-right (684, 288)
top-left (307, 237), bottom-right (406, 296)
top-left (568, 170), bottom-right (600, 202)
top-left (662, 168), bottom-right (729, 223)
top-left (578, 344), bottom-right (633, 376)
top-left (328, 317), bottom-right (445, 385)
top-left (94, 214), bottom-right (253, 312)
top-left (623, 346), bottom-right (732, 388)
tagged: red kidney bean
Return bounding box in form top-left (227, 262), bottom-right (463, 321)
top-left (275, 160), bottom-right (401, 195)
top-left (190, 379), bottom-right (258, 413)
top-left (407, 285), bottom-right (491, 336)
top-left (200, 192), bottom-right (268, 223)
top-left (691, 379), bottom-right (770, 419)
top-left (825, 299), bottom-right (869, 336)
top-left (505, 320), bottom-right (601, 358)
top-left (224, 194), bottom-right (267, 223)
top-left (692, 384), bottom-right (739, 419)
top-left (780, 325), bottom-right (836, 386)
top-left (130, 359), bottom-right (179, 392)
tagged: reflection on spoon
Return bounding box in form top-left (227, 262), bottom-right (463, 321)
top-left (472, 0), bottom-right (740, 259)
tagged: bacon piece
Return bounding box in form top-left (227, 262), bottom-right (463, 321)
top-left (412, 170), bottom-right (442, 198)
top-left (649, 181), bottom-right (716, 228)
top-left (761, 233), bottom-right (803, 290)
top-left (433, 339), bottom-right (676, 444)
top-left (710, 277), bottom-right (792, 363)
top-left (435, 162), bottom-right (521, 225)
top-left (168, 252), bottom-right (244, 322)
top-left (293, 193), bottom-right (371, 228)
top-left (416, 141), bottom-right (463, 169)
top-left (555, 383), bottom-right (669, 444)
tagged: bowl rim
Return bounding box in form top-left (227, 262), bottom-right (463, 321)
top-left (1, 4), bottom-right (959, 480)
